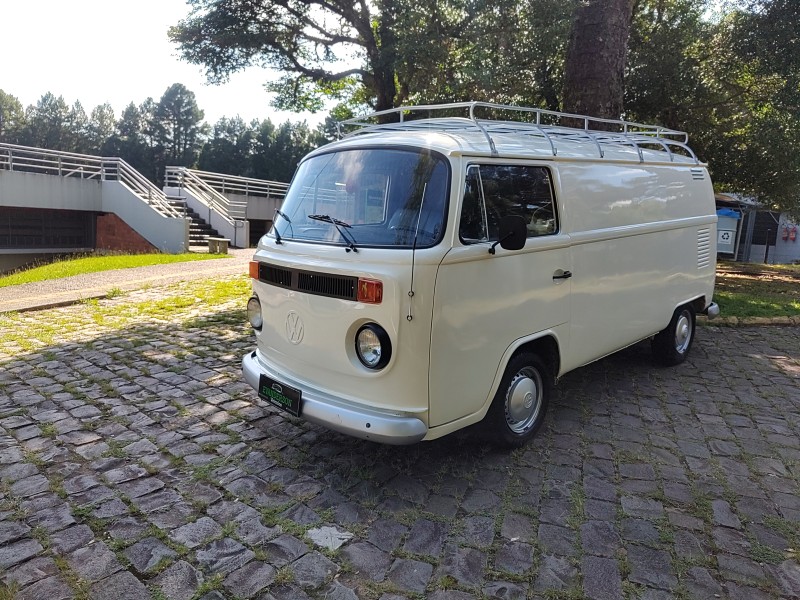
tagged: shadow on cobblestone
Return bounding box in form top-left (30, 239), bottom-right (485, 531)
top-left (1, 298), bottom-right (799, 599)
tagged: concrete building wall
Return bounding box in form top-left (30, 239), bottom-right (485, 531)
top-left (0, 170), bottom-right (101, 211)
top-left (0, 171), bottom-right (188, 254)
top-left (102, 182), bottom-right (189, 253)
top-left (242, 193), bottom-right (282, 220)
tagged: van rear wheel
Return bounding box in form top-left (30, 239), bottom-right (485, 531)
top-left (652, 304), bottom-right (696, 366)
top-left (483, 352), bottom-right (551, 448)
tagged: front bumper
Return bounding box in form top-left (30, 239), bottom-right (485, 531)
top-left (241, 351), bottom-right (428, 445)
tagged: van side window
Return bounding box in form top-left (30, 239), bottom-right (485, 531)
top-left (459, 165), bottom-right (557, 244)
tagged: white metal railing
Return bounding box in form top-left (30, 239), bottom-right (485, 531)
top-left (338, 101), bottom-right (699, 163)
top-left (0, 142), bottom-right (184, 218)
top-left (164, 166), bottom-right (237, 224)
top-left (165, 166), bottom-right (289, 221)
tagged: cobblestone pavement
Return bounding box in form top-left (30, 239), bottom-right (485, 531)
top-left (1, 282), bottom-right (799, 599)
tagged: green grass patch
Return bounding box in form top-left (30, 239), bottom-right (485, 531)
top-left (0, 276), bottom-right (250, 353)
top-left (0, 252), bottom-right (229, 288)
top-left (715, 262), bottom-right (800, 318)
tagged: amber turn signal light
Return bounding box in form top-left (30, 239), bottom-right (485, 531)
top-left (249, 261), bottom-right (260, 279)
top-left (357, 278), bottom-right (383, 304)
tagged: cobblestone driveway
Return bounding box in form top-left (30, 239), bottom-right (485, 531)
top-left (1, 285), bottom-right (799, 599)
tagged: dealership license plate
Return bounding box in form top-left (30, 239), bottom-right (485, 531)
top-left (258, 375), bottom-right (302, 417)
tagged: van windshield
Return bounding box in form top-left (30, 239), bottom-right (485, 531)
top-left (270, 148), bottom-right (449, 249)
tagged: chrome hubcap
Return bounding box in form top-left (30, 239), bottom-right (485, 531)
top-left (674, 311), bottom-right (692, 353)
top-left (505, 367), bottom-right (542, 434)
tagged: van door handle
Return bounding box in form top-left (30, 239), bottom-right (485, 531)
top-left (553, 270), bottom-right (572, 280)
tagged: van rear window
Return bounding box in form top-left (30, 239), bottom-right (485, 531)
top-left (460, 165), bottom-right (557, 244)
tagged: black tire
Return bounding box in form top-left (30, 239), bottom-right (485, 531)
top-left (482, 352), bottom-right (551, 448)
top-left (652, 304), bottom-right (696, 366)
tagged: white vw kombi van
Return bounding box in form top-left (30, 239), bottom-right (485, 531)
top-left (242, 102), bottom-right (719, 447)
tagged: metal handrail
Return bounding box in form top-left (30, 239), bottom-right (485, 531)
top-left (165, 166), bottom-right (290, 222)
top-left (338, 101), bottom-right (699, 164)
top-left (169, 167), bottom-right (289, 199)
top-left (165, 166), bottom-right (238, 224)
top-left (0, 142), bottom-right (184, 218)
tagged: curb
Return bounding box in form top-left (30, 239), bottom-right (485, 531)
top-left (699, 315), bottom-right (800, 327)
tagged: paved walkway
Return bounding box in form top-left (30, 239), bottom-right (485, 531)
top-left (0, 249), bottom-right (253, 313)
top-left (0, 278), bottom-right (798, 599)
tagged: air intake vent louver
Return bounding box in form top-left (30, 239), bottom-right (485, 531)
top-left (257, 263), bottom-right (358, 301)
top-left (690, 168), bottom-right (705, 181)
top-left (261, 264), bottom-right (292, 288)
top-left (297, 272), bottom-right (357, 300)
top-left (698, 228), bottom-right (711, 269)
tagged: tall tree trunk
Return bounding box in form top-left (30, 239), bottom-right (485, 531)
top-left (562, 0), bottom-right (636, 122)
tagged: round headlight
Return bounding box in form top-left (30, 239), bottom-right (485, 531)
top-left (247, 296), bottom-right (263, 329)
top-left (355, 324), bottom-right (391, 369)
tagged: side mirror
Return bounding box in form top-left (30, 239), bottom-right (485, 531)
top-left (489, 215), bottom-right (527, 254)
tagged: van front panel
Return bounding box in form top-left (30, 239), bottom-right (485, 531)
top-left (248, 244), bottom-right (444, 422)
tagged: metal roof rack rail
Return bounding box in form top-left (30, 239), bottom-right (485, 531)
top-left (337, 101), bottom-right (698, 163)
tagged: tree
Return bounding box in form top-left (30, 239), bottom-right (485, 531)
top-left (562, 0), bottom-right (636, 120)
top-left (0, 90), bottom-right (25, 144)
top-left (109, 101), bottom-right (158, 181)
top-left (65, 101), bottom-right (90, 153)
top-left (151, 83), bottom-right (207, 178)
top-left (86, 103), bottom-right (117, 155)
top-left (198, 116), bottom-right (256, 175)
top-left (169, 0), bottom-right (577, 115)
top-left (711, 0), bottom-right (800, 214)
top-left (22, 93), bottom-right (71, 150)
top-left (401, 0), bottom-right (576, 111)
top-left (170, 0), bottom-right (399, 112)
top-left (625, 0), bottom-right (711, 129)
top-left (249, 119), bottom-right (321, 182)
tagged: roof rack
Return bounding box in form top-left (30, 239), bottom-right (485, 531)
top-left (337, 101), bottom-right (698, 164)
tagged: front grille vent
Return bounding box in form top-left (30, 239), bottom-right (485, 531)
top-left (261, 264), bottom-right (292, 288)
top-left (697, 228), bottom-right (711, 269)
top-left (257, 262), bottom-right (358, 301)
top-left (297, 272), bottom-right (356, 299)
top-left (690, 168), bottom-right (705, 181)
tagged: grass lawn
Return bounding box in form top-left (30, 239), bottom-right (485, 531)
top-left (715, 261), bottom-right (800, 318)
top-left (0, 253), bottom-right (230, 288)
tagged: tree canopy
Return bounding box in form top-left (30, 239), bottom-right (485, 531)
top-left (1, 0), bottom-right (798, 214)
top-left (0, 85), bottom-right (323, 186)
top-left (167, 0), bottom-right (800, 213)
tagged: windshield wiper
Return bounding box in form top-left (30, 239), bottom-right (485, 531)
top-left (307, 214), bottom-right (358, 252)
top-left (272, 209), bottom-right (291, 244)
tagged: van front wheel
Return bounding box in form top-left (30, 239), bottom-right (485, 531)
top-left (652, 305), bottom-right (696, 366)
top-left (484, 353), bottom-right (551, 448)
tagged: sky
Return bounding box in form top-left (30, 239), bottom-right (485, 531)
top-left (1, 0), bottom-right (325, 127)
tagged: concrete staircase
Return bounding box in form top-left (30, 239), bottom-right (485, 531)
top-left (166, 196), bottom-right (220, 246)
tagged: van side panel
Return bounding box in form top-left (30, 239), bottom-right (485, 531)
top-left (557, 163), bottom-right (716, 372)
top-left (429, 238), bottom-right (571, 427)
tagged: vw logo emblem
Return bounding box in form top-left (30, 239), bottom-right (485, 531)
top-left (286, 311), bottom-right (304, 345)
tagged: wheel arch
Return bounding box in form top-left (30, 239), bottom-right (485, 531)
top-left (513, 335), bottom-right (561, 382)
top-left (490, 332), bottom-right (562, 399)
top-left (689, 295), bottom-right (707, 315)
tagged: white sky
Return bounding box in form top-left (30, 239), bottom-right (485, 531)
top-left (0, 0), bottom-right (326, 127)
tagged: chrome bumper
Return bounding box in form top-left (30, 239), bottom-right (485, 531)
top-left (241, 351), bottom-right (428, 445)
top-left (703, 302), bottom-right (720, 319)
